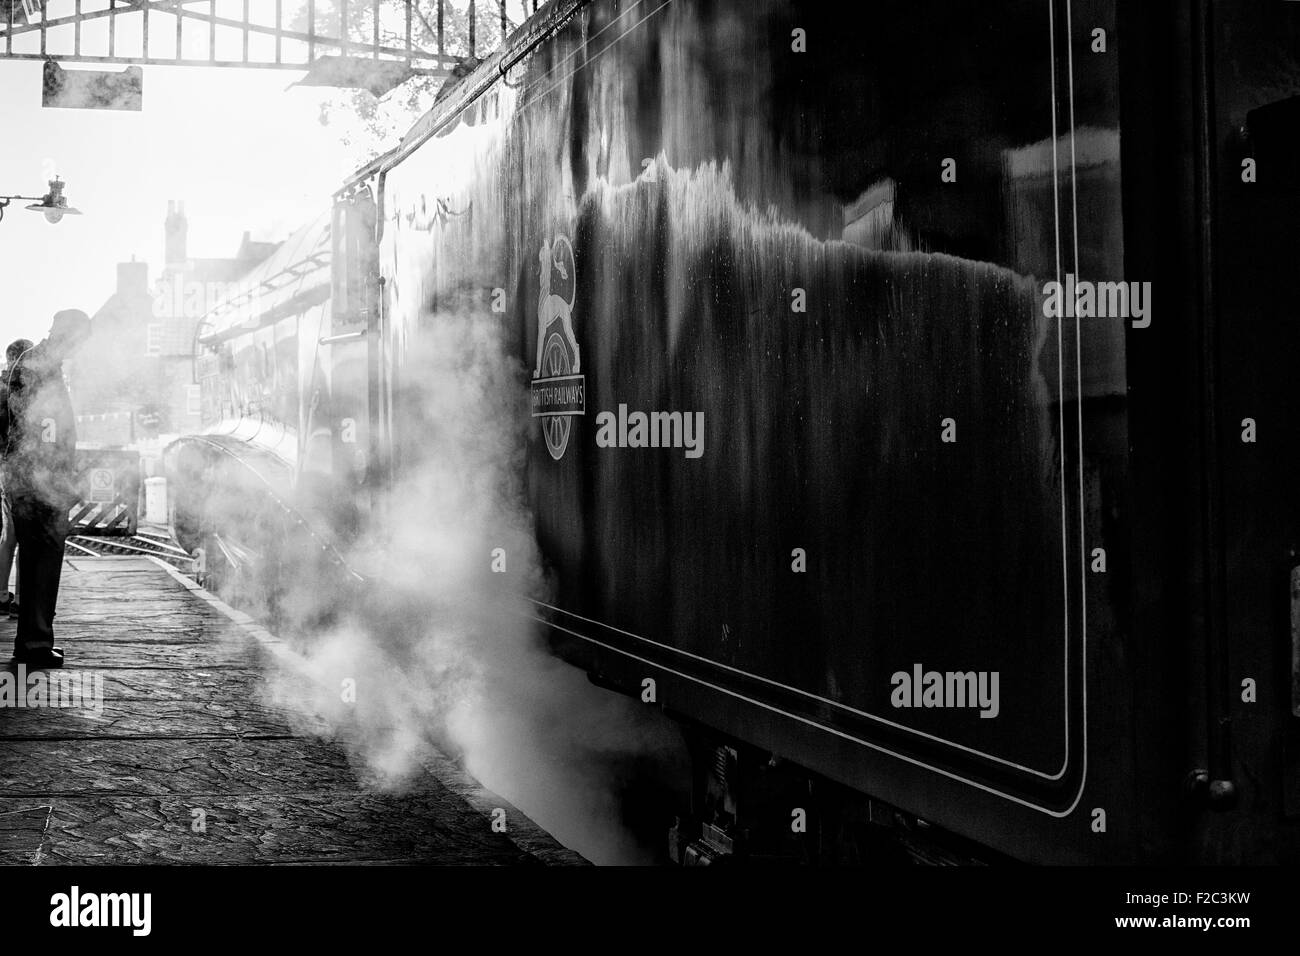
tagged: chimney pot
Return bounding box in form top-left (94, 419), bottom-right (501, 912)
top-left (165, 199), bottom-right (188, 268)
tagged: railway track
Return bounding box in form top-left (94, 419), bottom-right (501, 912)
top-left (66, 529), bottom-right (193, 569)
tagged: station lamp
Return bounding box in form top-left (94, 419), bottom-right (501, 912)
top-left (0, 177), bottom-right (82, 224)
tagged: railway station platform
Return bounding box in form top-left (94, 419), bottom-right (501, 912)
top-left (0, 556), bottom-right (585, 866)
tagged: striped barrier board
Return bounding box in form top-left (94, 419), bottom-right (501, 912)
top-left (70, 449), bottom-right (141, 536)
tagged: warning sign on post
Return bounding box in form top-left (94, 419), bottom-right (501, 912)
top-left (88, 468), bottom-right (116, 504)
top-left (72, 449), bottom-right (140, 536)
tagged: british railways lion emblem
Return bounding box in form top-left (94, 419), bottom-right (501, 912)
top-left (529, 235), bottom-right (585, 461)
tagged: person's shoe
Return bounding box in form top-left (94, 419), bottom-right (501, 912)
top-left (6, 647), bottom-right (63, 670)
top-left (0, 593), bottom-right (18, 618)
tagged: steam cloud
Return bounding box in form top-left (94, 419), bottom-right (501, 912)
top-left (261, 313), bottom-right (686, 866)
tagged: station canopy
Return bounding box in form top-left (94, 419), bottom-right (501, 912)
top-left (1, 1), bottom-right (544, 102)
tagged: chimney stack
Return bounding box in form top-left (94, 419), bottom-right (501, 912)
top-left (165, 199), bottom-right (187, 271)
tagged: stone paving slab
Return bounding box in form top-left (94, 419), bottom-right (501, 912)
top-left (0, 805), bottom-right (51, 864)
top-left (57, 667), bottom-right (279, 702)
top-left (0, 738), bottom-right (359, 798)
top-left (0, 791), bottom-right (541, 866)
top-left (0, 702), bottom-right (310, 740)
top-left (6, 638), bottom-right (273, 669)
top-left (0, 557), bottom-right (586, 866)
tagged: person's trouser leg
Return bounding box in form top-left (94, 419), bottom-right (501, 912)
top-left (12, 499), bottom-right (67, 656)
top-left (0, 494), bottom-right (16, 594)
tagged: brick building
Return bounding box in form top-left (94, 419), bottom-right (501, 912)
top-left (72, 201), bottom-right (278, 455)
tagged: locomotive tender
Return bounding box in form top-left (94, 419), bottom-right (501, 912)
top-left (169, 0), bottom-right (1300, 864)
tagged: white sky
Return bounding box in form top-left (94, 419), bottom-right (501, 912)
top-left (0, 58), bottom-right (368, 348)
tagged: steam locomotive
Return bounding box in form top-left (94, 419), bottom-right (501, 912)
top-left (166, 0), bottom-right (1300, 864)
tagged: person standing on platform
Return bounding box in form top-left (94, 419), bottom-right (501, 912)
top-left (1, 311), bottom-right (91, 669)
top-left (0, 338), bottom-right (34, 619)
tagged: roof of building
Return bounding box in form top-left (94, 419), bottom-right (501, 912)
top-left (199, 213), bottom-right (331, 342)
